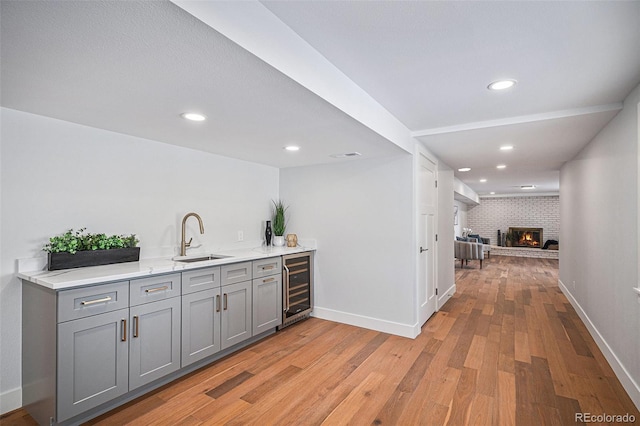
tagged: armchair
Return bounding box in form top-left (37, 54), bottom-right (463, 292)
top-left (468, 234), bottom-right (491, 258)
top-left (454, 239), bottom-right (484, 269)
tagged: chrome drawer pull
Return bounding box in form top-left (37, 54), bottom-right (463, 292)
top-left (81, 296), bottom-right (112, 306)
top-left (262, 265), bottom-right (274, 270)
top-left (145, 285), bottom-right (168, 293)
top-left (263, 277), bottom-right (275, 283)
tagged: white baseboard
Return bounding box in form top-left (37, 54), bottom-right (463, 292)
top-left (438, 283), bottom-right (456, 310)
top-left (558, 279), bottom-right (640, 410)
top-left (312, 307), bottom-right (421, 339)
top-left (0, 387), bottom-right (21, 415)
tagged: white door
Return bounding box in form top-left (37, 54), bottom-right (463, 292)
top-left (418, 153), bottom-right (437, 326)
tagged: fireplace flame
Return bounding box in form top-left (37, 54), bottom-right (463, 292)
top-left (518, 232), bottom-right (539, 246)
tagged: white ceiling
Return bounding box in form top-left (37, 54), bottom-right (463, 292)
top-left (2, 1), bottom-right (640, 195)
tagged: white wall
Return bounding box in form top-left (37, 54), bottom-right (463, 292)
top-left (280, 154), bottom-right (416, 337)
top-left (560, 83), bottom-right (640, 408)
top-left (0, 108), bottom-right (280, 412)
top-left (437, 168), bottom-right (455, 307)
top-left (454, 200), bottom-right (468, 238)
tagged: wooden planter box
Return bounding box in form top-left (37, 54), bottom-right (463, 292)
top-left (47, 247), bottom-right (140, 271)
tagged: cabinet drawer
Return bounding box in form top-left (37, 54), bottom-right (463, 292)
top-left (130, 273), bottom-right (181, 306)
top-left (221, 262), bottom-right (252, 286)
top-left (57, 281), bottom-right (129, 323)
top-left (253, 257), bottom-right (282, 278)
top-left (182, 266), bottom-right (220, 295)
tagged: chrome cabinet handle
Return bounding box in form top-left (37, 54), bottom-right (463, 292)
top-left (121, 319), bottom-right (127, 342)
top-left (81, 296), bottom-right (112, 306)
top-left (262, 265), bottom-right (274, 270)
top-left (133, 315), bottom-right (139, 338)
top-left (216, 294), bottom-right (221, 312)
top-left (145, 285), bottom-right (168, 293)
top-left (223, 293), bottom-right (228, 311)
top-left (283, 264), bottom-right (290, 312)
top-left (263, 277), bottom-right (275, 283)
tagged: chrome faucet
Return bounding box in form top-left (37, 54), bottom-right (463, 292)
top-left (180, 212), bottom-right (204, 256)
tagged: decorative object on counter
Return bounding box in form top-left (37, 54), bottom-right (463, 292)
top-left (43, 228), bottom-right (139, 271)
top-left (286, 233), bottom-right (298, 247)
top-left (265, 220), bottom-right (272, 246)
top-left (497, 230), bottom-right (502, 246)
top-left (271, 199), bottom-right (288, 247)
top-left (462, 227), bottom-right (473, 238)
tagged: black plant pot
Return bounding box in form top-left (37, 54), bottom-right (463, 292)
top-left (47, 247), bottom-right (140, 271)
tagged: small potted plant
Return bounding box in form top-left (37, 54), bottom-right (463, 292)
top-left (505, 231), bottom-right (514, 247)
top-left (271, 200), bottom-right (288, 246)
top-left (43, 228), bottom-right (139, 270)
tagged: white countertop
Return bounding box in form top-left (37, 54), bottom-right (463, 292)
top-left (18, 245), bottom-right (315, 290)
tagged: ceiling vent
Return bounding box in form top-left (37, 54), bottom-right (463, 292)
top-left (330, 152), bottom-right (362, 158)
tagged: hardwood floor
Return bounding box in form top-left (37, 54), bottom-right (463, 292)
top-left (3, 256), bottom-right (638, 425)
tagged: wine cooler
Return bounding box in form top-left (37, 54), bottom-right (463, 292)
top-left (279, 251), bottom-right (314, 329)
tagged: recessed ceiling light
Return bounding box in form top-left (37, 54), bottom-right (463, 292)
top-left (521, 185), bottom-right (536, 190)
top-left (490, 192), bottom-right (496, 195)
top-left (496, 164), bottom-right (506, 169)
top-left (480, 179), bottom-right (487, 183)
top-left (500, 145), bottom-right (514, 151)
top-left (181, 112), bottom-right (206, 121)
top-left (488, 79), bottom-right (517, 91)
top-left (458, 167), bottom-right (471, 172)
top-left (284, 145), bottom-right (300, 152)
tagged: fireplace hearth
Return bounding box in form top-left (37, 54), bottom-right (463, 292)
top-left (509, 227), bottom-right (543, 248)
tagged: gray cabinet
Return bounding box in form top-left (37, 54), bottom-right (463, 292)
top-left (182, 266), bottom-right (220, 295)
top-left (221, 262), bottom-right (252, 285)
top-left (252, 274), bottom-right (282, 335)
top-left (253, 257), bottom-right (281, 279)
top-left (181, 288), bottom-right (221, 367)
top-left (57, 308), bottom-right (129, 422)
top-left (221, 280), bottom-right (253, 350)
top-left (129, 296), bottom-right (181, 390)
top-left (22, 253), bottom-right (298, 425)
top-left (53, 281), bottom-right (130, 422)
top-left (128, 274), bottom-right (181, 390)
top-left (181, 266), bottom-right (223, 367)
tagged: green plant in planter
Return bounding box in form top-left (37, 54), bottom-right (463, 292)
top-left (271, 200), bottom-right (288, 237)
top-left (43, 228), bottom-right (139, 254)
top-left (505, 231), bottom-right (514, 247)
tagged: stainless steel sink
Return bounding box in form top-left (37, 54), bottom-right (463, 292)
top-left (174, 254), bottom-right (231, 263)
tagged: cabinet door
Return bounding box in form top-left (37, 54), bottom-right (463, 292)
top-left (57, 309), bottom-right (129, 422)
top-left (129, 297), bottom-right (181, 390)
top-left (252, 275), bottom-right (282, 335)
top-left (181, 288), bottom-right (221, 367)
top-left (221, 281), bottom-right (252, 350)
